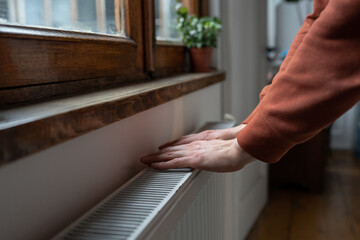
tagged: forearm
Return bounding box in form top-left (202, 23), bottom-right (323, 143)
top-left (237, 0), bottom-right (360, 163)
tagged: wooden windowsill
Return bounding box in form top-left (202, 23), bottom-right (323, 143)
top-left (0, 71), bottom-right (225, 166)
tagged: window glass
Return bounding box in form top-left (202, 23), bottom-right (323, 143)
top-left (77, 0), bottom-right (97, 32)
top-left (155, 0), bottom-right (180, 40)
top-left (26, 0), bottom-right (44, 26)
top-left (0, 0), bottom-right (125, 36)
top-left (0, 0), bottom-right (8, 20)
top-left (52, 0), bottom-right (71, 28)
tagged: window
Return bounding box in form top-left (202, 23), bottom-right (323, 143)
top-left (155, 0), bottom-right (180, 40)
top-left (0, 0), bottom-right (126, 36)
top-left (0, 0), bottom-right (206, 105)
top-left (0, 0), bottom-right (223, 165)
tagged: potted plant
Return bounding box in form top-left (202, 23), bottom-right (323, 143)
top-left (176, 4), bottom-right (222, 72)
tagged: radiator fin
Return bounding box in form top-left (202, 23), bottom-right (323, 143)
top-left (56, 169), bottom-right (192, 240)
top-left (165, 173), bottom-right (224, 240)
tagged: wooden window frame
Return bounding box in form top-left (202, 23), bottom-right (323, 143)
top-left (0, 0), bottom-right (146, 105)
top-left (0, 0), bottom-right (208, 105)
top-left (144, 0), bottom-right (187, 78)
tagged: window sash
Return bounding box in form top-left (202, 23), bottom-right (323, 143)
top-left (0, 0), bottom-right (206, 105)
top-left (0, 0), bottom-right (146, 105)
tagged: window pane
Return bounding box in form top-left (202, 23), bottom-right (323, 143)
top-left (0, 0), bottom-right (126, 36)
top-left (155, 0), bottom-right (180, 40)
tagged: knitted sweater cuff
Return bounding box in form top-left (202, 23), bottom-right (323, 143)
top-left (237, 113), bottom-right (294, 163)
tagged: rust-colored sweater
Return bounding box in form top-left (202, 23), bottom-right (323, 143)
top-left (237, 0), bottom-right (360, 163)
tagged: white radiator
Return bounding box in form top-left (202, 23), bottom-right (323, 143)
top-left (53, 122), bottom-right (233, 240)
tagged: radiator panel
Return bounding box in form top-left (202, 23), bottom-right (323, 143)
top-left (54, 169), bottom-right (192, 240)
top-left (54, 121), bottom-right (235, 240)
top-left (164, 173), bottom-right (225, 240)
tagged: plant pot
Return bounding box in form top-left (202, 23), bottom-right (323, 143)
top-left (190, 47), bottom-right (213, 72)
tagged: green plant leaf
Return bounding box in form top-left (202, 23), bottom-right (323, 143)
top-left (176, 4), bottom-right (222, 49)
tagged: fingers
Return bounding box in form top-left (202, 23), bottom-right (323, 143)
top-left (140, 137), bottom-right (255, 173)
top-left (141, 143), bottom-right (198, 170)
top-left (158, 127), bottom-right (244, 150)
top-left (141, 152), bottom-right (176, 163)
top-left (158, 135), bottom-right (196, 149)
top-left (158, 131), bottom-right (210, 149)
top-left (151, 157), bottom-right (193, 170)
top-left (141, 146), bottom-right (182, 163)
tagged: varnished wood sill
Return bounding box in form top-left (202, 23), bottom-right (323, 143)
top-left (0, 71), bottom-right (225, 166)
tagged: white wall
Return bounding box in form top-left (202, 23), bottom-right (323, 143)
top-left (0, 1), bottom-right (271, 239)
top-left (276, 0), bottom-right (313, 52)
top-left (330, 104), bottom-right (359, 150)
top-left (214, 0), bottom-right (269, 239)
top-left (221, 0), bottom-right (267, 122)
top-left (0, 84), bottom-right (221, 240)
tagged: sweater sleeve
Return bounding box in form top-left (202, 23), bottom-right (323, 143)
top-left (242, 8), bottom-right (316, 125)
top-left (237, 0), bottom-right (360, 163)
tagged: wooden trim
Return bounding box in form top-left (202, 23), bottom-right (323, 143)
top-left (154, 43), bottom-right (187, 78)
top-left (182, 0), bottom-right (208, 17)
top-left (182, 0), bottom-right (200, 16)
top-left (143, 0), bottom-right (155, 73)
top-left (157, 40), bottom-right (183, 46)
top-left (0, 71), bottom-right (225, 166)
top-left (125, 0), bottom-right (144, 73)
top-left (0, 73), bottom-right (147, 105)
top-left (114, 0), bottom-right (123, 34)
top-left (0, 35), bottom-right (142, 88)
top-left (200, 0), bottom-right (209, 17)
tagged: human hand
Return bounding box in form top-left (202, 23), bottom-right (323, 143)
top-left (159, 124), bottom-right (247, 149)
top-left (140, 138), bottom-right (255, 172)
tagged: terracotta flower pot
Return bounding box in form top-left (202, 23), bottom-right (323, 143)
top-left (190, 47), bottom-right (213, 72)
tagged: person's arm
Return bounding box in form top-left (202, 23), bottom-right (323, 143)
top-left (244, 9), bottom-right (316, 124)
top-left (154, 0), bottom-right (318, 148)
top-left (237, 0), bottom-right (360, 163)
top-left (140, 0), bottom-right (360, 172)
